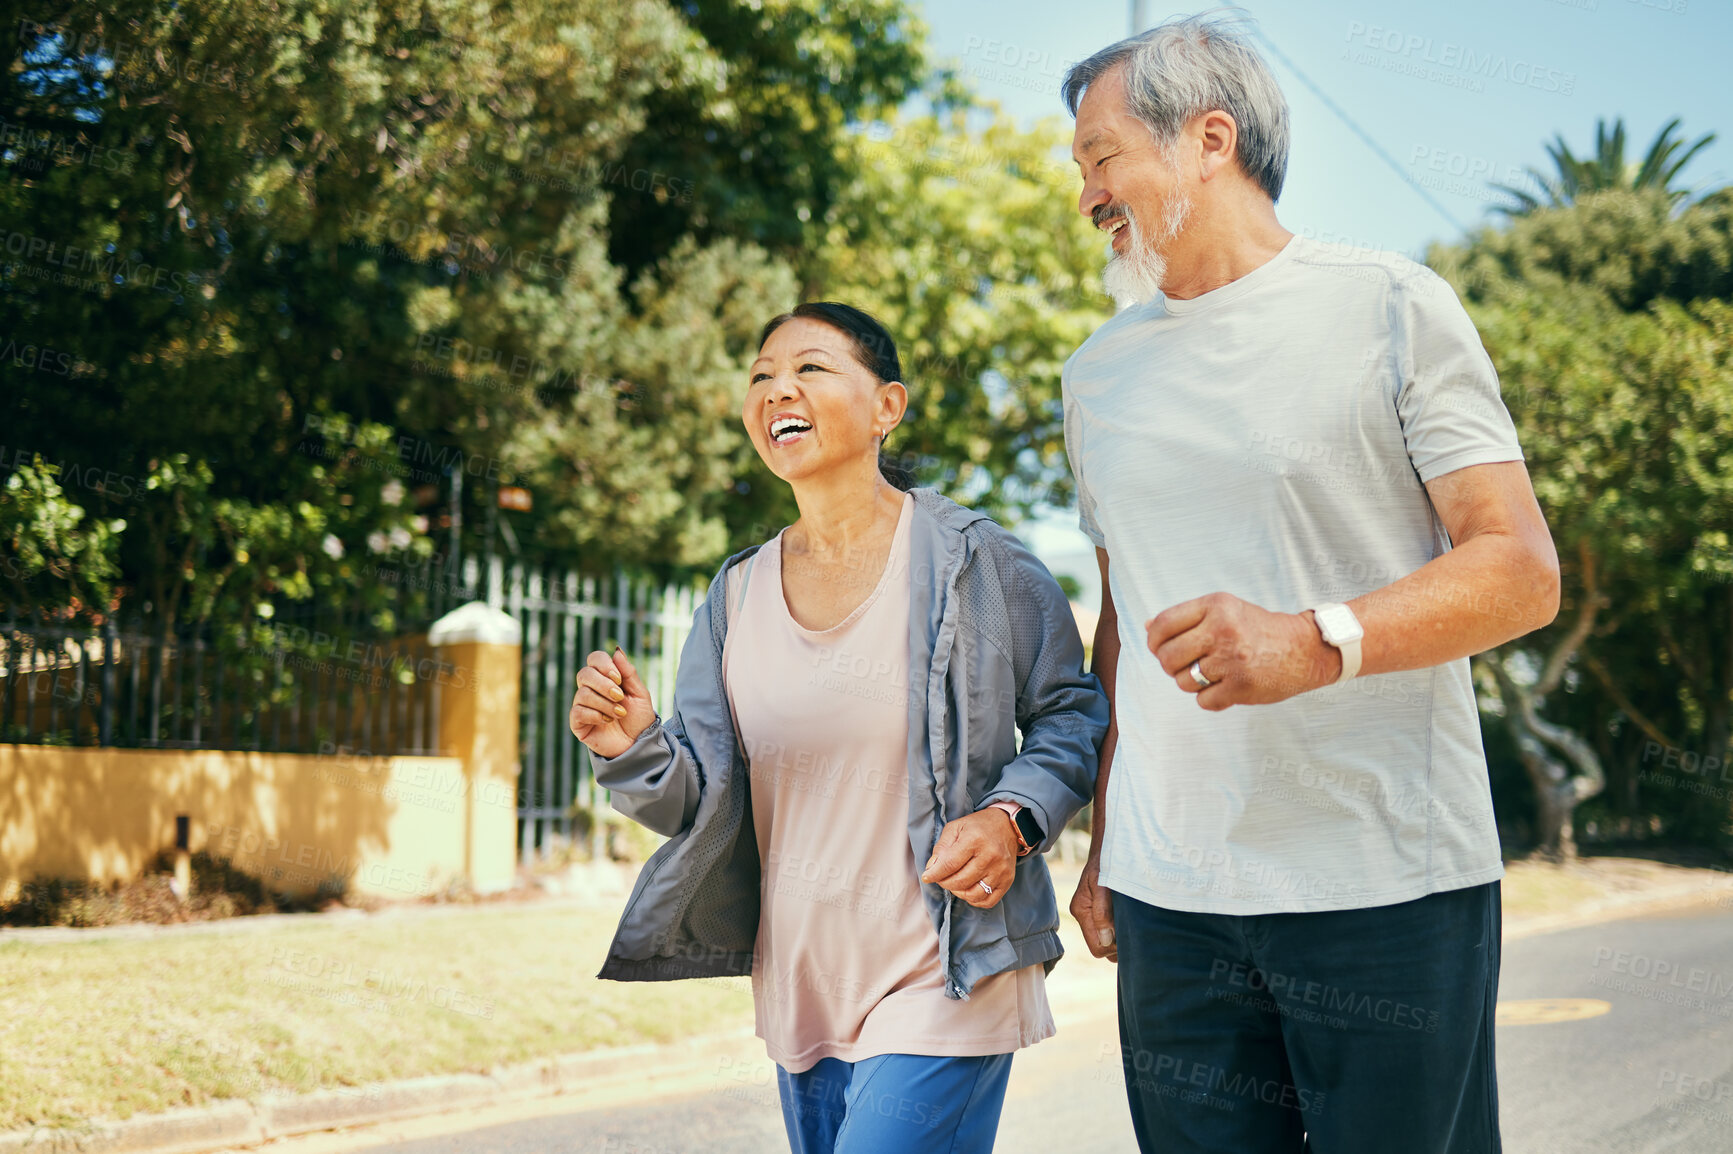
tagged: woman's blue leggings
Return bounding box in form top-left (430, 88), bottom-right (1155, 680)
top-left (775, 1052), bottom-right (1014, 1154)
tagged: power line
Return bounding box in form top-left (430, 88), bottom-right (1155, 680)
top-left (1249, 28), bottom-right (1470, 237)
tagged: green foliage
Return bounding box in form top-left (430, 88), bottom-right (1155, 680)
top-left (0, 458), bottom-right (125, 617)
top-left (2, 0), bottom-right (1109, 608)
top-left (1, 0), bottom-right (706, 616)
top-left (606, 0), bottom-right (940, 288)
top-left (1433, 187), bottom-right (1733, 851)
top-left (1446, 188), bottom-right (1733, 312)
top-left (1492, 117), bottom-right (1718, 216)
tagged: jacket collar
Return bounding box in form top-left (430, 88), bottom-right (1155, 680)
top-left (907, 486), bottom-right (994, 536)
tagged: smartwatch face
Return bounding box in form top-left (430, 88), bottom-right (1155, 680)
top-left (1317, 604), bottom-right (1363, 644)
top-left (1014, 807), bottom-right (1043, 849)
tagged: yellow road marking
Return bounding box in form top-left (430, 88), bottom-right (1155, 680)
top-left (1496, 998), bottom-right (1612, 1025)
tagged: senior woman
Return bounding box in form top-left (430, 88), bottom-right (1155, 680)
top-left (570, 301), bottom-right (1107, 1154)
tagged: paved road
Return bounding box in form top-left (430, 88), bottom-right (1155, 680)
top-left (1497, 908), bottom-right (1733, 1153)
top-left (364, 906), bottom-right (1733, 1154)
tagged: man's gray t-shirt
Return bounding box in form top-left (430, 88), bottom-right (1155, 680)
top-left (1062, 235), bottom-right (1523, 914)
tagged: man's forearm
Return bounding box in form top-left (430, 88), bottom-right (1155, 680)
top-left (1159, 460), bottom-right (1563, 704)
top-left (1349, 531), bottom-right (1559, 678)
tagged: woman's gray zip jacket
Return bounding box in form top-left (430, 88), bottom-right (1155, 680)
top-left (592, 487), bottom-right (1109, 1000)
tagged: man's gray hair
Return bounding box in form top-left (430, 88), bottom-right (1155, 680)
top-left (1061, 12), bottom-right (1289, 202)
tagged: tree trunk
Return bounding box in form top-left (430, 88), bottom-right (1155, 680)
top-left (1481, 543), bottom-right (1609, 862)
top-left (1705, 584), bottom-right (1733, 784)
top-left (1486, 652), bottom-right (1605, 862)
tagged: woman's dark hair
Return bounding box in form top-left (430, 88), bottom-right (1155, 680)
top-left (757, 301), bottom-right (916, 490)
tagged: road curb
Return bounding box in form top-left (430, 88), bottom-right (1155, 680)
top-left (0, 1101), bottom-right (263, 1153)
top-left (0, 1031), bottom-right (760, 1154)
top-left (1502, 877), bottom-right (1733, 942)
top-left (261, 1073), bottom-right (500, 1137)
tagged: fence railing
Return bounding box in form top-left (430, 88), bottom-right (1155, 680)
top-left (0, 618), bottom-right (441, 756)
top-left (471, 557), bottom-right (698, 863)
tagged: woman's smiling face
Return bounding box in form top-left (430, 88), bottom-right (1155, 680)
top-left (744, 317), bottom-right (905, 485)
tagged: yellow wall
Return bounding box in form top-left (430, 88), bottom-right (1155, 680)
top-left (0, 744), bottom-right (479, 904)
top-left (435, 638), bottom-right (521, 895)
top-left (0, 610), bottom-right (525, 906)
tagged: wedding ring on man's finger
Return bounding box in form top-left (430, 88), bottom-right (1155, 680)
top-left (1190, 661), bottom-right (1214, 689)
top-left (979, 880), bottom-right (993, 897)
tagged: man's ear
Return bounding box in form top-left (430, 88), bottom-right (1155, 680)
top-left (1197, 110), bottom-right (1238, 181)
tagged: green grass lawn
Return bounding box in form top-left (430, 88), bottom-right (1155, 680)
top-left (0, 901), bottom-right (753, 1130)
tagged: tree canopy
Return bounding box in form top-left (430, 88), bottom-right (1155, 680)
top-left (1433, 187), bottom-right (1733, 852)
top-left (1491, 116), bottom-right (1718, 217)
top-left (1, 0), bottom-right (1110, 630)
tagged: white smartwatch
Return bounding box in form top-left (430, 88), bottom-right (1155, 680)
top-left (1309, 602), bottom-right (1364, 684)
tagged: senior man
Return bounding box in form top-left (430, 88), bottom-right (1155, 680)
top-left (1058, 15), bottom-right (1559, 1154)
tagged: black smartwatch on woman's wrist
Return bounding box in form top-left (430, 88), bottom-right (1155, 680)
top-left (988, 801), bottom-right (1044, 857)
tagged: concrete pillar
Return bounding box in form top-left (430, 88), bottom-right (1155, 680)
top-left (430, 602), bottom-right (521, 894)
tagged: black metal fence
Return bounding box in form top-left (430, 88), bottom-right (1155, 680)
top-left (0, 617), bottom-right (441, 755)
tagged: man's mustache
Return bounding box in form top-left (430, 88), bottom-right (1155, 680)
top-left (1093, 204), bottom-right (1131, 231)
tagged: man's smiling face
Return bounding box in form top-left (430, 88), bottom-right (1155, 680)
top-left (1071, 65), bottom-right (1192, 304)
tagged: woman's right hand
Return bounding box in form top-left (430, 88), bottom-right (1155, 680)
top-left (570, 649), bottom-right (657, 759)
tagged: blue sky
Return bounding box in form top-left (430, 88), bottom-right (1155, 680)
top-left (914, 0), bottom-right (1733, 600)
top-left (918, 0), bottom-right (1730, 258)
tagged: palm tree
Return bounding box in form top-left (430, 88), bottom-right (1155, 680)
top-left (1492, 117), bottom-right (1717, 216)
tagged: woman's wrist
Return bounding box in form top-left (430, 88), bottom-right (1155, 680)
top-left (987, 800), bottom-right (1035, 856)
top-left (587, 716), bottom-right (660, 762)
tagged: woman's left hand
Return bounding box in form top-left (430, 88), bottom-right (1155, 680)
top-left (921, 809), bottom-right (1020, 909)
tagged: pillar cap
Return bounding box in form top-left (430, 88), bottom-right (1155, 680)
top-left (429, 601), bottom-right (522, 646)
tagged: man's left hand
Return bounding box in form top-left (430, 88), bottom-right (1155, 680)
top-left (922, 809), bottom-right (1019, 908)
top-left (1146, 593), bottom-right (1339, 710)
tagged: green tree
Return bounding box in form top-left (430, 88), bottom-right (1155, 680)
top-left (602, 0), bottom-right (943, 293)
top-left (2, 0), bottom-right (710, 622)
top-left (1492, 117), bottom-right (1717, 216)
top-left (0, 458), bottom-right (125, 618)
top-left (3, 0), bottom-right (1109, 606)
top-left (1432, 188), bottom-right (1733, 856)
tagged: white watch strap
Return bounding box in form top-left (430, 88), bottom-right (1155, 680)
top-left (1335, 635), bottom-right (1362, 684)
top-left (1310, 604), bottom-right (1363, 685)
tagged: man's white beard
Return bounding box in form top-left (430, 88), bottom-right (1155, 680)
top-left (1102, 195), bottom-right (1192, 308)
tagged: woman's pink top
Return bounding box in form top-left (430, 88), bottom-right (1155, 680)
top-left (722, 492), bottom-right (1053, 1073)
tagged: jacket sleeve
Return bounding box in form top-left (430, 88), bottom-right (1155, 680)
top-left (588, 595), bottom-right (718, 839)
top-left (976, 531), bottom-right (1109, 853)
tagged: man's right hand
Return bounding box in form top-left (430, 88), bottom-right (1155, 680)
top-left (1070, 854), bottom-right (1117, 962)
top-left (570, 649), bottom-right (656, 759)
